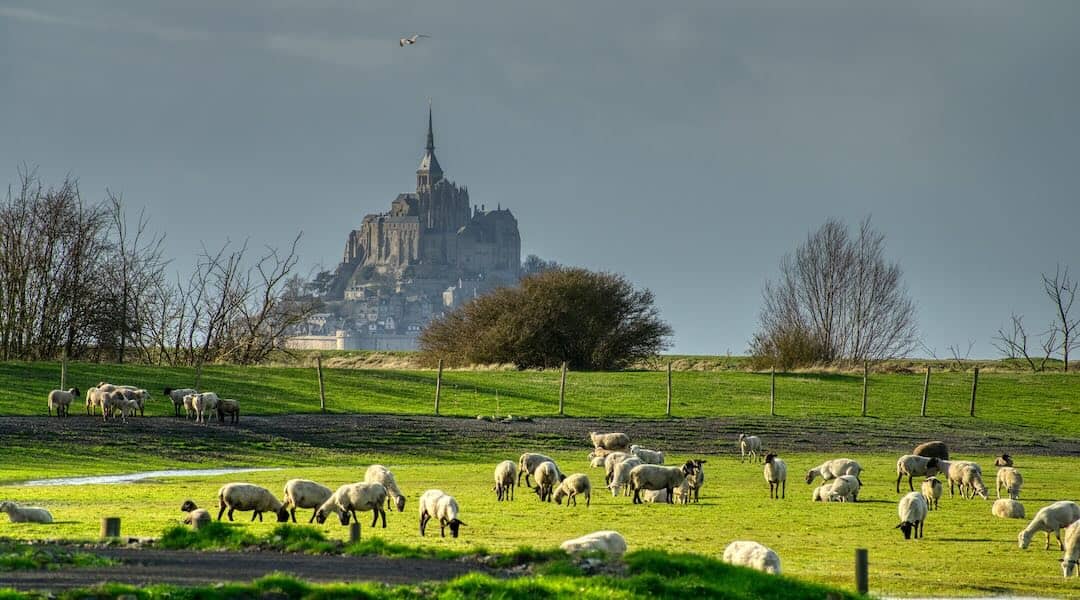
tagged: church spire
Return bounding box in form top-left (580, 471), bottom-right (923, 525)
top-left (417, 100), bottom-right (443, 192)
top-left (426, 101), bottom-right (435, 152)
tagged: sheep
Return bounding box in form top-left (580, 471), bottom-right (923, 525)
top-left (1018, 501), bottom-right (1080, 550)
top-left (739, 434), bottom-right (763, 463)
top-left (315, 482), bottom-right (388, 528)
top-left (603, 452), bottom-right (632, 485)
top-left (641, 489), bottom-right (669, 503)
top-left (364, 465), bottom-right (406, 512)
top-left (896, 455), bottom-right (941, 493)
top-left (183, 394), bottom-right (197, 420)
top-left (191, 392), bottom-right (220, 424)
top-left (913, 440), bottom-right (950, 460)
top-left (179, 500), bottom-right (211, 528)
top-left (493, 460), bottom-right (517, 501)
top-left (47, 388), bottom-right (79, 417)
top-left (996, 467), bottom-right (1023, 500)
top-left (517, 453), bottom-right (557, 487)
top-left (673, 479), bottom-right (693, 504)
top-left (764, 453), bottom-right (786, 500)
top-left (921, 477), bottom-right (942, 510)
top-left (418, 489), bottom-right (465, 538)
top-left (943, 461), bottom-right (986, 499)
top-left (992, 499), bottom-right (1025, 519)
top-left (995, 454), bottom-right (1014, 467)
top-left (896, 491), bottom-right (929, 539)
top-left (589, 431), bottom-right (630, 452)
top-left (532, 460), bottom-right (562, 502)
top-left (629, 464), bottom-right (687, 505)
top-left (100, 390), bottom-right (129, 422)
top-left (589, 447), bottom-right (618, 460)
top-left (629, 444), bottom-right (664, 465)
top-left (84, 386), bottom-right (100, 415)
top-left (812, 485), bottom-right (843, 502)
top-left (590, 455), bottom-right (606, 468)
top-left (1062, 522), bottom-right (1080, 578)
top-left (607, 456), bottom-right (643, 497)
top-left (560, 530), bottom-right (627, 557)
top-left (164, 387), bottom-right (197, 418)
top-left (216, 483), bottom-right (289, 522)
top-left (216, 399), bottom-right (240, 425)
top-left (824, 475), bottom-right (861, 502)
top-left (119, 388), bottom-right (150, 417)
top-left (681, 459), bottom-right (706, 502)
top-left (553, 473), bottom-right (591, 507)
top-left (723, 541), bottom-right (781, 575)
top-left (0, 501), bottom-right (53, 524)
top-left (282, 479), bottom-right (333, 523)
top-left (805, 458), bottom-right (863, 486)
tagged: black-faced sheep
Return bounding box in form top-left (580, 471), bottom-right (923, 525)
top-left (216, 483), bottom-right (289, 522)
top-left (47, 388), bottom-right (80, 417)
top-left (896, 491), bottom-right (928, 539)
top-left (282, 479), bottom-right (334, 523)
top-left (315, 482), bottom-right (388, 528)
top-left (418, 489), bottom-right (464, 538)
top-left (364, 465), bottom-right (406, 512)
top-left (896, 455), bottom-right (941, 493)
top-left (553, 473), bottom-right (591, 507)
top-left (921, 477), bottom-right (942, 510)
top-left (738, 434), bottom-right (763, 463)
top-left (629, 464), bottom-right (687, 505)
top-left (681, 459), bottom-right (706, 502)
top-left (994, 453), bottom-right (1014, 467)
top-left (180, 500), bottom-right (211, 528)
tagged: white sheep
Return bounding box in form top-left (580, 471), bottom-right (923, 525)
top-left (992, 499), bottom-right (1025, 519)
top-left (560, 530), bottom-right (627, 557)
top-left (183, 394), bottom-right (197, 420)
top-left (957, 464), bottom-right (988, 500)
top-left (590, 431), bottom-right (630, 451)
top-left (418, 489), bottom-right (465, 538)
top-left (190, 392), bottom-right (220, 424)
top-left (47, 388), bottom-right (79, 417)
top-left (84, 386), bottom-right (100, 416)
top-left (629, 464), bottom-right (687, 504)
top-left (996, 467), bottom-right (1023, 500)
top-left (824, 475), bottom-right (861, 502)
top-left (216, 399), bottom-right (240, 425)
top-left (629, 444), bottom-right (664, 465)
top-left (0, 501), bottom-right (53, 524)
top-left (722, 541), bottom-right (781, 574)
top-left (532, 461), bottom-right (563, 502)
top-left (921, 477), bottom-right (943, 510)
top-left (517, 453), bottom-right (557, 487)
top-left (364, 465), bottom-right (406, 512)
top-left (100, 390), bottom-right (129, 422)
top-left (738, 434), bottom-right (763, 463)
top-left (590, 455), bottom-right (606, 468)
top-left (603, 452), bottom-right (632, 485)
top-left (896, 491), bottom-right (928, 539)
top-left (1019, 501), bottom-right (1080, 550)
top-left (553, 473), bottom-right (591, 507)
top-left (180, 500), bottom-right (212, 528)
top-left (681, 459), bottom-right (706, 502)
top-left (164, 387), bottom-right (198, 418)
top-left (607, 457), bottom-right (643, 497)
top-left (119, 388), bottom-right (150, 417)
top-left (316, 482), bottom-right (388, 528)
top-left (282, 479), bottom-right (333, 523)
top-left (1062, 522), bottom-right (1080, 578)
top-left (641, 489), bottom-right (669, 503)
top-left (805, 458), bottom-right (862, 485)
top-left (216, 483), bottom-right (289, 522)
top-left (812, 485), bottom-right (843, 502)
top-left (763, 453), bottom-right (787, 500)
top-left (895, 455), bottom-right (942, 493)
top-left (493, 460), bottom-right (517, 501)
top-left (941, 460), bottom-right (983, 498)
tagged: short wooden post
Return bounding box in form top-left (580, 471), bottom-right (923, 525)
top-left (861, 361), bottom-right (868, 417)
top-left (101, 517), bottom-right (121, 539)
top-left (434, 359), bottom-right (443, 415)
top-left (920, 366), bottom-right (930, 417)
top-left (770, 367), bottom-right (776, 416)
top-left (558, 362), bottom-right (567, 416)
top-left (665, 362), bottom-right (672, 417)
top-left (349, 521), bottom-right (361, 543)
top-left (970, 367), bottom-right (979, 417)
top-left (855, 548), bottom-right (869, 595)
top-left (316, 355), bottom-right (326, 413)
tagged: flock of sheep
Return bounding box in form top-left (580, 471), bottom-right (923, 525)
top-left (45, 384), bottom-right (240, 424)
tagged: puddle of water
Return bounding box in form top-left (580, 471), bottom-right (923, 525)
top-left (14, 467), bottom-right (282, 487)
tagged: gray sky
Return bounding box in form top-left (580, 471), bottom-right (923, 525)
top-left (2, 1), bottom-right (1078, 357)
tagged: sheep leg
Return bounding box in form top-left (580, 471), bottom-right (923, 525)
top-left (666, 486), bottom-right (674, 504)
top-left (308, 509), bottom-right (318, 524)
top-left (380, 508), bottom-right (387, 528)
top-left (371, 510), bottom-right (378, 528)
top-left (908, 475), bottom-right (914, 492)
top-left (251, 511), bottom-right (259, 522)
top-left (419, 511), bottom-right (429, 536)
top-left (781, 480), bottom-right (785, 499)
top-left (586, 492), bottom-right (590, 508)
top-left (632, 487), bottom-right (641, 504)
top-left (439, 517), bottom-right (447, 537)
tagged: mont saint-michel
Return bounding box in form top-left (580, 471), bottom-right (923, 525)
top-left (287, 109), bottom-right (522, 351)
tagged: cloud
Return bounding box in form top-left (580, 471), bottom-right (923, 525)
top-left (0, 4), bottom-right (210, 42)
top-left (265, 33), bottom-right (399, 69)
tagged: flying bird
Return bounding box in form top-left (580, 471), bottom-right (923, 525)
top-left (399, 34), bottom-right (430, 47)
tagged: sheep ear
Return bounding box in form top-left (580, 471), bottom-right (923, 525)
top-left (456, 520), bottom-right (466, 527)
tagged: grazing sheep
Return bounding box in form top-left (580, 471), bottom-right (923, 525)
top-left (179, 500), bottom-right (211, 528)
top-left (47, 388), bottom-right (79, 417)
top-left (739, 434), bottom-right (763, 463)
top-left (164, 387), bottom-right (198, 418)
top-left (1018, 501), bottom-right (1080, 550)
top-left (896, 455), bottom-right (941, 493)
top-left (517, 453), bottom-right (557, 487)
top-left (629, 464), bottom-right (687, 505)
top-left (763, 453), bottom-right (787, 500)
top-left (607, 457), bottom-right (644, 497)
top-left (364, 465), bottom-right (406, 512)
top-left (603, 452), bottom-right (632, 485)
top-left (1062, 522), bottom-right (1080, 578)
top-left (216, 483), bottom-right (289, 522)
top-left (996, 467), bottom-right (1023, 500)
top-left (944, 461), bottom-right (987, 499)
top-left (825, 475), bottom-right (862, 502)
top-left (921, 477), bottom-right (943, 510)
top-left (723, 541), bottom-right (782, 575)
top-left (805, 458), bottom-right (863, 486)
top-left (0, 501), bottom-right (53, 524)
top-left (493, 460), bottom-right (517, 501)
top-left (590, 431), bottom-right (630, 452)
top-left (216, 399), bottom-right (240, 425)
top-left (282, 479), bottom-right (333, 524)
top-left (315, 482), bottom-right (388, 528)
top-left (992, 499), bottom-right (1026, 519)
top-left (553, 473), bottom-right (592, 507)
top-left (896, 491), bottom-right (929, 539)
top-left (190, 392), bottom-right (220, 424)
top-left (418, 489), bottom-right (465, 538)
top-left (681, 459), bottom-right (706, 502)
top-left (560, 531), bottom-right (627, 557)
top-left (532, 461), bottom-right (563, 502)
top-left (994, 454), bottom-right (1014, 467)
top-left (913, 441), bottom-right (950, 461)
top-left (629, 444), bottom-right (664, 465)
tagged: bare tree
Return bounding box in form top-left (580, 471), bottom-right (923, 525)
top-left (992, 314), bottom-right (1057, 372)
top-left (1043, 266), bottom-right (1078, 371)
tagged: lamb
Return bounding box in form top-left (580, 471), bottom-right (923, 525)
top-left (994, 454), bottom-right (1014, 467)
top-left (1062, 522), bottom-right (1080, 578)
top-left (629, 464), bottom-right (687, 505)
top-left (590, 431), bottom-right (630, 452)
top-left (824, 475), bottom-right (861, 502)
top-left (629, 444), bottom-right (664, 465)
top-left (944, 461), bottom-right (987, 499)
top-left (913, 440), bottom-right (950, 460)
top-left (315, 482), bottom-right (388, 528)
top-left (805, 458), bottom-right (863, 486)
top-left (84, 386), bottom-right (100, 415)
top-left (216, 399), bottom-right (240, 425)
top-left (763, 453), bottom-right (787, 500)
top-left (532, 460), bottom-right (563, 502)
top-left (517, 453), bottom-right (557, 487)
top-left (603, 452), bottom-right (632, 485)
top-left (921, 477), bottom-right (943, 510)
top-left (992, 499), bottom-right (1025, 519)
top-left (164, 387), bottom-right (197, 418)
top-left (896, 491), bottom-right (929, 539)
top-left (47, 388), bottom-right (79, 417)
top-left (190, 392), bottom-right (220, 424)
top-left (282, 479), bottom-right (333, 523)
top-left (896, 455), bottom-right (941, 492)
top-left (641, 489), bottom-right (669, 503)
top-left (682, 459), bottom-right (706, 502)
top-left (722, 541), bottom-right (781, 575)
top-left (119, 388), bottom-right (150, 417)
top-left (179, 500), bottom-right (211, 528)
top-left (100, 390), bottom-right (129, 422)
top-left (590, 455), bottom-right (606, 468)
top-left (739, 434), bottom-right (763, 463)
top-left (812, 485), bottom-right (843, 502)
top-left (996, 467), bottom-right (1023, 500)
top-left (216, 483), bottom-right (289, 522)
top-left (418, 489), bottom-right (465, 538)
top-left (364, 464), bottom-right (406, 512)
top-left (0, 501), bottom-right (53, 524)
top-left (560, 530), bottom-right (627, 557)
top-left (493, 460), bottom-right (517, 501)
top-left (1018, 501), bottom-right (1080, 550)
top-left (607, 457), bottom-right (643, 497)
top-left (183, 394), bottom-right (197, 420)
top-left (553, 473), bottom-right (592, 507)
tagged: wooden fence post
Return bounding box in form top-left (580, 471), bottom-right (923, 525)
top-left (861, 361), bottom-right (868, 417)
top-left (666, 362), bottom-right (672, 417)
top-left (855, 548), bottom-right (869, 595)
top-left (349, 522), bottom-right (361, 543)
top-left (434, 359), bottom-right (443, 415)
top-left (920, 366), bottom-right (930, 417)
top-left (770, 367), bottom-right (776, 417)
top-left (101, 517), bottom-right (121, 539)
top-left (316, 355), bottom-right (326, 413)
top-left (970, 367), bottom-right (979, 417)
top-left (558, 362), bottom-right (567, 416)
